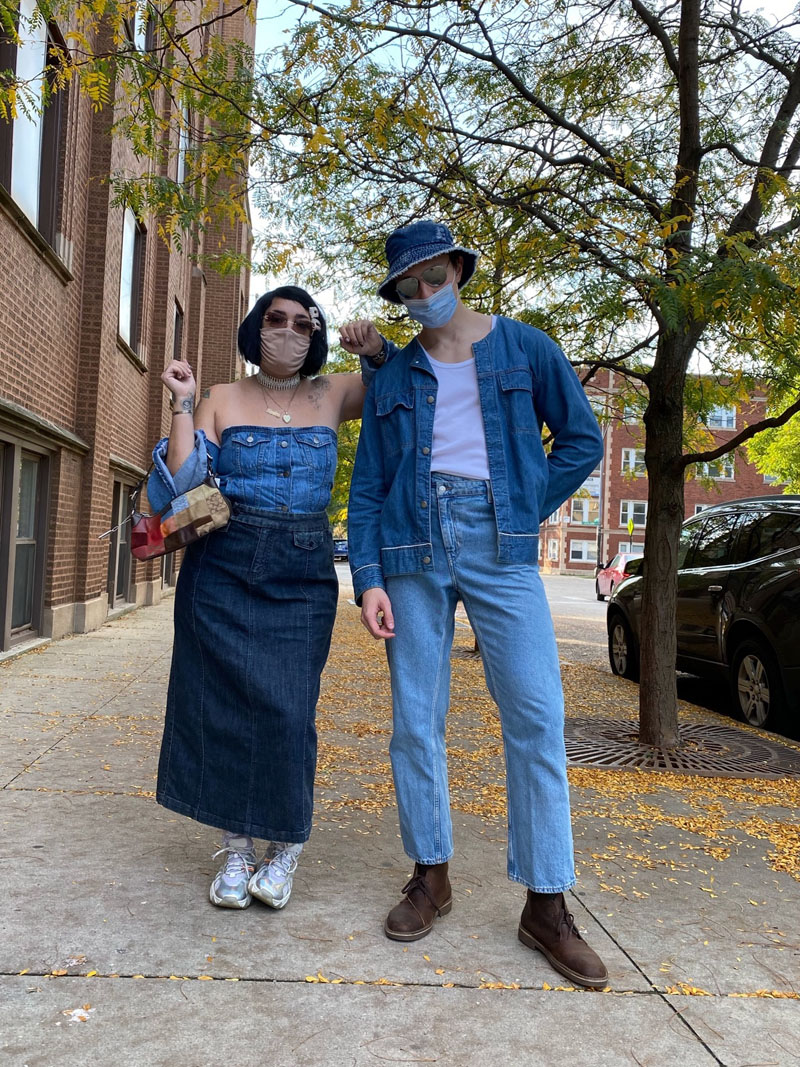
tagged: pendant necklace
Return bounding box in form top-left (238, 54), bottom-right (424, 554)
top-left (258, 375), bottom-right (301, 423)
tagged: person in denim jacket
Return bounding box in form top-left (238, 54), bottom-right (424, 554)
top-left (348, 221), bottom-right (608, 988)
top-left (149, 285), bottom-right (384, 913)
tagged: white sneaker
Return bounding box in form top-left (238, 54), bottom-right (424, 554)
top-left (209, 839), bottom-right (257, 909)
top-left (248, 842), bottom-right (304, 909)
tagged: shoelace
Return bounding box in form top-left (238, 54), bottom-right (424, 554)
top-left (401, 874), bottom-right (445, 915)
top-left (266, 847), bottom-right (299, 878)
top-left (213, 846), bottom-right (253, 879)
top-left (557, 906), bottom-right (583, 942)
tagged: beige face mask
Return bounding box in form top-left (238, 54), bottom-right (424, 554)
top-left (259, 326), bottom-right (310, 377)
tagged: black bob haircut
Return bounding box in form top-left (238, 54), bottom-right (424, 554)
top-left (237, 286), bottom-right (328, 377)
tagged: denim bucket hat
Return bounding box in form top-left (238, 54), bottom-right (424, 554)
top-left (377, 220), bottom-right (479, 304)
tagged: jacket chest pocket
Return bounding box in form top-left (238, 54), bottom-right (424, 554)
top-left (497, 368), bottom-right (538, 435)
top-left (376, 390), bottom-right (416, 456)
top-left (294, 431), bottom-right (334, 484)
top-left (229, 432), bottom-right (274, 504)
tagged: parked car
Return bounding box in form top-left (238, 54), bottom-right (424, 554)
top-left (606, 496), bottom-right (800, 729)
top-left (333, 539), bottom-right (349, 561)
top-left (595, 552), bottom-right (644, 601)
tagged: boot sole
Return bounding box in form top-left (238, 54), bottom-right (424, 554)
top-left (384, 898), bottom-right (453, 942)
top-left (518, 924), bottom-right (608, 989)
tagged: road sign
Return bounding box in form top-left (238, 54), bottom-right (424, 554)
top-left (627, 518), bottom-right (635, 536)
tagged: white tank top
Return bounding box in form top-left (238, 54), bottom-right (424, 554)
top-left (424, 348), bottom-right (491, 480)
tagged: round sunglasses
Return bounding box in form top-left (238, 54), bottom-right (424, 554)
top-left (395, 263), bottom-right (450, 299)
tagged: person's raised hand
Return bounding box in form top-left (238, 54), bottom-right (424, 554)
top-left (339, 319), bottom-right (383, 358)
top-left (161, 359), bottom-right (197, 402)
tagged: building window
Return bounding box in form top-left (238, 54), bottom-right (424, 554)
top-left (694, 504), bottom-right (710, 514)
top-left (571, 497), bottom-right (599, 525)
top-left (697, 458), bottom-right (734, 480)
top-left (618, 541), bottom-right (645, 554)
top-left (176, 106), bottom-right (192, 184)
top-left (0, 6), bottom-right (68, 248)
top-left (569, 539), bottom-right (597, 563)
top-left (0, 437), bottom-right (49, 650)
top-left (547, 509), bottom-right (561, 524)
top-left (621, 448), bottom-right (646, 476)
top-left (706, 405), bottom-right (736, 430)
top-left (620, 500), bottom-right (648, 527)
top-left (173, 299), bottom-right (184, 361)
top-left (547, 539), bottom-right (559, 561)
top-left (106, 480), bottom-right (132, 608)
top-left (119, 208), bottom-right (146, 352)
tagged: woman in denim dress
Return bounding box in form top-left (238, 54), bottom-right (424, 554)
top-left (148, 287), bottom-right (385, 910)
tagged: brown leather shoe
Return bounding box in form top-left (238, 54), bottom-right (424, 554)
top-left (384, 862), bottom-right (452, 942)
top-left (518, 891), bottom-right (609, 988)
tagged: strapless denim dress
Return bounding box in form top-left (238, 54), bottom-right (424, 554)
top-left (154, 426), bottom-right (339, 842)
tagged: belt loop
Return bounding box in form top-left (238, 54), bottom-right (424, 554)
top-left (486, 480), bottom-right (493, 504)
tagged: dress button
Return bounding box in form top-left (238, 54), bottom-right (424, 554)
top-left (246, 435), bottom-right (254, 443)
top-left (422, 556), bottom-right (431, 564)
top-left (422, 447), bottom-right (430, 455)
top-left (438, 484), bottom-right (446, 495)
top-left (420, 500), bottom-right (427, 509)
top-left (313, 436), bottom-right (319, 444)
top-left (280, 440), bottom-right (288, 448)
top-left (283, 469), bottom-right (290, 477)
top-left (427, 395), bottom-right (434, 404)
top-left (282, 505), bottom-right (288, 512)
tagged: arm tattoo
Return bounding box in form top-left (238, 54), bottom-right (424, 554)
top-left (202, 389), bottom-right (210, 399)
top-left (180, 394), bottom-right (195, 414)
top-left (308, 376), bottom-right (331, 409)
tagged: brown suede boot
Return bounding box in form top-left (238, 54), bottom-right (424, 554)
top-left (518, 891), bottom-right (608, 988)
top-left (384, 862), bottom-right (452, 942)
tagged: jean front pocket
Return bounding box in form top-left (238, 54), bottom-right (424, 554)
top-left (293, 530), bottom-right (325, 551)
top-left (376, 390), bottom-right (416, 456)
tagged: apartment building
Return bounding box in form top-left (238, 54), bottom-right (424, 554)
top-left (0, 2), bottom-right (254, 654)
top-left (539, 371), bottom-right (784, 575)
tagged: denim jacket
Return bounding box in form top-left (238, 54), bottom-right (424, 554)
top-left (347, 316), bottom-right (604, 603)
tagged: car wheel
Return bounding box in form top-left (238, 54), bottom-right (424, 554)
top-left (608, 613), bottom-right (640, 682)
top-left (595, 581), bottom-right (604, 602)
top-left (730, 639), bottom-right (785, 729)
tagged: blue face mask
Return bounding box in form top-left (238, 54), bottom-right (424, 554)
top-left (400, 283), bottom-right (458, 328)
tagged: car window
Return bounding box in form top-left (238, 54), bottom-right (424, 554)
top-left (607, 555), bottom-right (622, 570)
top-left (687, 513), bottom-right (741, 568)
top-left (676, 520), bottom-right (703, 569)
top-left (736, 510), bottom-right (800, 562)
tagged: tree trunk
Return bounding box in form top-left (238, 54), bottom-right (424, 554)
top-left (638, 333), bottom-right (693, 748)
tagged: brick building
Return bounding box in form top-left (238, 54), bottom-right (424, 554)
top-left (539, 370), bottom-right (784, 576)
top-left (0, 2), bottom-right (254, 655)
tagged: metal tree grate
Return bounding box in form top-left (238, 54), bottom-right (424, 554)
top-left (564, 718), bottom-right (800, 779)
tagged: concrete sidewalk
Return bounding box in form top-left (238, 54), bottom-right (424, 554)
top-left (1, 594), bottom-right (799, 1067)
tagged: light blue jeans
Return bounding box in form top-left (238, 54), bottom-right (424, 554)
top-left (385, 474), bottom-right (576, 893)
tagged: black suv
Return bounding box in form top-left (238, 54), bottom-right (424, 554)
top-left (607, 496), bottom-right (800, 730)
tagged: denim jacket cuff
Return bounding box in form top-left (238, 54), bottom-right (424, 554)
top-left (360, 338), bottom-right (400, 385)
top-left (351, 564), bottom-right (385, 605)
top-left (147, 431), bottom-right (209, 514)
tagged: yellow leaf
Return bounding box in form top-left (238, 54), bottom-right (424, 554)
top-left (197, 975), bottom-right (213, 981)
top-left (542, 982), bottom-right (551, 990)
